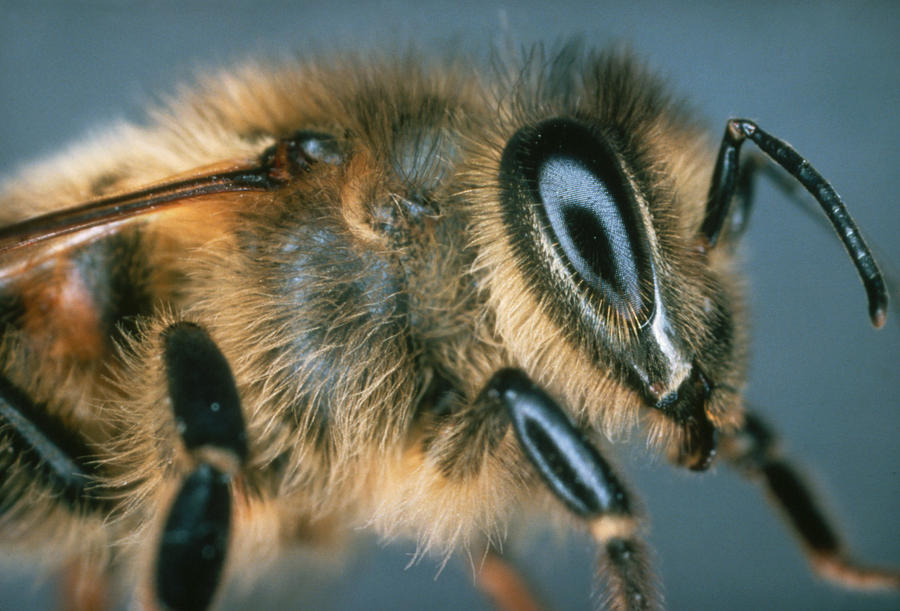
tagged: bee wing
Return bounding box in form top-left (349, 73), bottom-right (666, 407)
top-left (0, 135), bottom-right (314, 281)
top-left (0, 159), bottom-right (271, 253)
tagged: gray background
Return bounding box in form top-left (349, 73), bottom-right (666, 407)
top-left (0, 1), bottom-right (898, 610)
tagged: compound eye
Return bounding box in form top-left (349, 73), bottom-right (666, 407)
top-left (501, 118), bottom-right (655, 323)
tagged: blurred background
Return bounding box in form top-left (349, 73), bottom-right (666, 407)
top-left (1, 1), bottom-right (898, 609)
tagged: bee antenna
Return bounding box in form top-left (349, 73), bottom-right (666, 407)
top-left (702, 119), bottom-right (888, 328)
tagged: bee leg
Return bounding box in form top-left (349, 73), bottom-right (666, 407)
top-left (485, 369), bottom-right (658, 611)
top-left (424, 378), bottom-right (544, 610)
top-left (62, 557), bottom-right (110, 611)
top-left (0, 373), bottom-right (110, 513)
top-left (474, 544), bottom-right (543, 611)
top-left (721, 411), bottom-right (900, 590)
top-left (154, 322), bottom-right (248, 611)
top-left (0, 373), bottom-right (116, 609)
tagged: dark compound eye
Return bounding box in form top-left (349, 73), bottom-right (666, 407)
top-left (500, 118), bottom-right (655, 323)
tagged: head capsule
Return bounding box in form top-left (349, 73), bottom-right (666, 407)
top-left (469, 52), bottom-right (749, 448)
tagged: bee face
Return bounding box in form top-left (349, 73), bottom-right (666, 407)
top-left (1, 7), bottom-right (899, 611)
top-left (513, 122), bottom-right (741, 415)
top-left (463, 54), bottom-right (747, 447)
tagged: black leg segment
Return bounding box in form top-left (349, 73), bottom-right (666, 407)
top-left (162, 322), bottom-right (248, 463)
top-left (486, 369), bottom-right (629, 518)
top-left (156, 464), bottom-right (231, 611)
top-left (155, 322), bottom-right (250, 610)
top-left (723, 412), bottom-right (900, 590)
top-left (486, 369), bottom-right (658, 610)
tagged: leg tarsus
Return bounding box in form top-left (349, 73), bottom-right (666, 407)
top-left (474, 546), bottom-right (543, 611)
top-left (62, 557), bottom-right (110, 611)
top-left (596, 538), bottom-right (658, 611)
top-left (722, 411), bottom-right (900, 590)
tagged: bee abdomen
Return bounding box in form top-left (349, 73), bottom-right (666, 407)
top-left (2, 231), bottom-right (160, 368)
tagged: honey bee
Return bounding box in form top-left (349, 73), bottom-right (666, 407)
top-left (0, 37), bottom-right (898, 611)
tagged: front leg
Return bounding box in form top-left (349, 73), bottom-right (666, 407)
top-left (721, 411), bottom-right (900, 590)
top-left (429, 369), bottom-right (658, 611)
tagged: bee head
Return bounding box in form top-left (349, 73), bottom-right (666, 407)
top-left (469, 52), bottom-right (748, 440)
